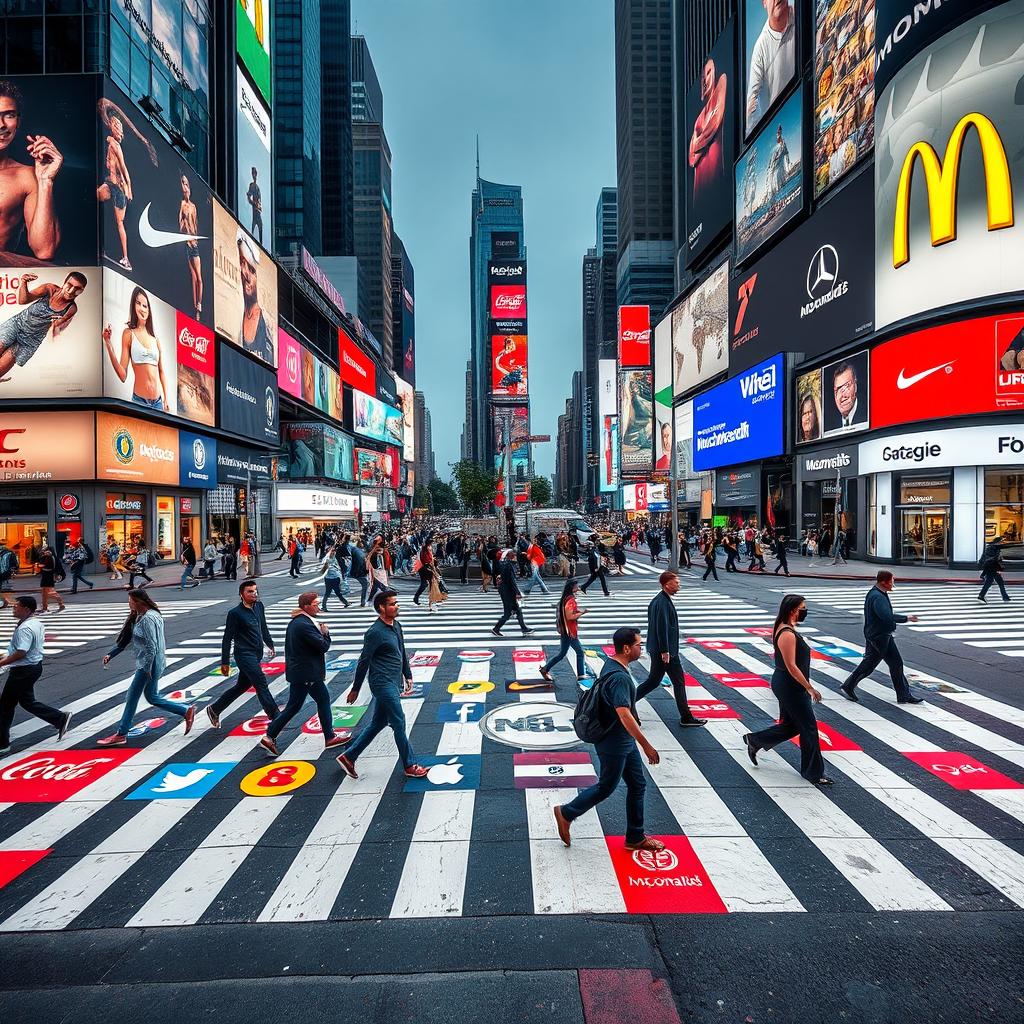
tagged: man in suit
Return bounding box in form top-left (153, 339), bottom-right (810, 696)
top-left (580, 541), bottom-right (610, 597)
top-left (636, 571), bottom-right (707, 727)
top-left (841, 570), bottom-right (923, 704)
top-left (491, 550), bottom-right (534, 637)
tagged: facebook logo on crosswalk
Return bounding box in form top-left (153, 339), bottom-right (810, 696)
top-left (436, 703), bottom-right (485, 724)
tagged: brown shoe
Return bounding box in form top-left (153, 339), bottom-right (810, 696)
top-left (206, 706), bottom-right (221, 730)
top-left (553, 805), bottom-right (572, 847)
top-left (324, 733), bottom-right (349, 749)
top-left (337, 753), bottom-right (358, 779)
top-left (97, 733), bottom-right (127, 746)
top-left (183, 705), bottom-right (196, 735)
top-left (540, 669), bottom-right (553, 682)
top-left (259, 736), bottom-right (278, 757)
top-left (404, 764), bottom-right (429, 778)
top-left (624, 836), bottom-right (666, 853)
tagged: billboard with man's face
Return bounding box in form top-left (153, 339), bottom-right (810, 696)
top-left (744, 0), bottom-right (798, 138)
top-left (795, 348), bottom-right (869, 443)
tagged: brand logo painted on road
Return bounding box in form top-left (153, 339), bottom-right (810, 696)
top-left (126, 717), bottom-right (168, 738)
top-left (409, 653), bottom-right (441, 668)
top-left (239, 761), bottom-right (316, 796)
top-left (606, 835), bottom-right (726, 914)
top-left (326, 658), bottom-right (357, 672)
top-left (228, 714), bottom-right (271, 736)
top-left (511, 649), bottom-right (546, 663)
top-left (300, 715), bottom-right (353, 740)
top-left (402, 754), bottom-right (482, 793)
top-left (436, 703), bottom-right (486, 724)
top-left (447, 681), bottom-right (494, 697)
top-left (505, 679), bottom-right (555, 693)
top-left (687, 701), bottom-right (740, 720)
top-left (904, 751), bottom-right (1023, 791)
top-left (513, 752), bottom-right (597, 789)
top-left (457, 650), bottom-right (495, 662)
top-left (127, 762), bottom-right (236, 800)
top-left (712, 673), bottom-right (769, 688)
top-left (400, 684), bottom-right (427, 699)
top-left (788, 722), bottom-right (860, 752)
top-left (479, 701), bottom-right (580, 751)
top-left (687, 639), bottom-right (737, 650)
top-left (0, 748), bottom-right (137, 803)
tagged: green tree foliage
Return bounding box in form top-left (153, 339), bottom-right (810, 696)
top-left (451, 460), bottom-right (498, 515)
top-left (529, 475), bottom-right (552, 508)
top-left (428, 477), bottom-right (460, 512)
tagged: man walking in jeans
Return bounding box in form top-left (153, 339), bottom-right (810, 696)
top-left (0, 596), bottom-right (71, 754)
top-left (336, 589), bottom-right (428, 780)
top-left (553, 626), bottom-right (664, 853)
top-left (207, 580), bottom-right (280, 729)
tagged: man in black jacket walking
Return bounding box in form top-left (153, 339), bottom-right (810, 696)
top-left (207, 580), bottom-right (280, 728)
top-left (636, 571), bottom-right (707, 727)
top-left (580, 541), bottom-right (610, 597)
top-left (840, 570), bottom-right (923, 704)
top-left (491, 550), bottom-right (534, 637)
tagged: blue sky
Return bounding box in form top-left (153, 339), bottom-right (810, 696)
top-left (352, 0), bottom-right (616, 480)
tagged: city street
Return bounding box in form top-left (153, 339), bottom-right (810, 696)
top-left (0, 553), bottom-right (1021, 1022)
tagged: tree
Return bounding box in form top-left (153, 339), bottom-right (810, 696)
top-left (428, 478), bottom-right (460, 512)
top-left (452, 460), bottom-right (498, 515)
top-left (413, 484), bottom-right (432, 511)
top-left (529, 475), bottom-right (552, 508)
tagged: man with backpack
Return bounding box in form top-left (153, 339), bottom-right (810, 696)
top-left (979, 539), bottom-right (1011, 603)
top-left (553, 626), bottom-right (664, 853)
top-left (66, 539), bottom-right (95, 594)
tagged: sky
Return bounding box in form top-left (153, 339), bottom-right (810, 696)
top-left (351, 0), bottom-right (616, 481)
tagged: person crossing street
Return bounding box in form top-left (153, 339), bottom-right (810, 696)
top-left (979, 540), bottom-right (1011, 603)
top-left (579, 540), bottom-right (610, 597)
top-left (491, 549), bottom-right (534, 637)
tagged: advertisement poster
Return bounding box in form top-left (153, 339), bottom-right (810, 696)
top-left (795, 348), bottom-right (869, 442)
top-left (599, 415), bottom-right (620, 493)
top-left (795, 365), bottom-right (823, 444)
top-left (236, 0), bottom-right (271, 104)
top-left (814, 0), bottom-right (875, 197)
top-left (213, 201), bottom-right (277, 367)
top-left (598, 359), bottom-right (617, 417)
top-left (685, 21), bottom-right (736, 267)
top-left (653, 314), bottom-right (673, 471)
top-left (619, 369), bottom-right (653, 477)
top-left (672, 261), bottom-right (730, 398)
top-left (736, 89), bottom-right (803, 263)
top-left (0, 267), bottom-right (100, 398)
top-left (693, 354), bottom-right (784, 471)
top-left (353, 390), bottom-right (404, 447)
top-left (176, 310), bottom-right (216, 426)
top-left (491, 333), bottom-right (529, 398)
top-left (236, 70), bottom-right (272, 250)
top-left (317, 360), bottom-right (341, 422)
top-left (395, 375), bottom-right (415, 462)
top-left (0, 76), bottom-right (98, 267)
top-left (356, 447), bottom-right (399, 489)
top-left (0, 411), bottom-right (95, 483)
top-left (96, 410), bottom-right (179, 485)
top-left (489, 284), bottom-right (527, 319)
top-left (97, 82), bottom-right (213, 327)
top-left (277, 327), bottom-right (302, 400)
top-left (618, 305), bottom-right (651, 368)
top-left (282, 423), bottom-right (354, 483)
top-left (179, 430), bottom-right (216, 489)
top-left (674, 401), bottom-right (696, 484)
top-left (744, 0), bottom-right (798, 138)
top-left (218, 341), bottom-right (279, 443)
top-left (339, 328), bottom-right (376, 395)
top-left (874, 1), bottom-right (1024, 329)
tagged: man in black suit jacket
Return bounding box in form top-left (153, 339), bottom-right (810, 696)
top-left (841, 570), bottom-right (923, 704)
top-left (636, 571), bottom-right (707, 727)
top-left (492, 550), bottom-right (534, 637)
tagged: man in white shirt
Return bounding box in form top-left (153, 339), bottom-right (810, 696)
top-left (0, 595), bottom-right (70, 754)
top-left (746, 0), bottom-right (796, 134)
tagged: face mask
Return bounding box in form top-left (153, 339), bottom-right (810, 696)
top-left (797, 609), bottom-right (808, 622)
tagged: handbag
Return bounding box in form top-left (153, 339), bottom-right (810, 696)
top-left (429, 576), bottom-right (448, 604)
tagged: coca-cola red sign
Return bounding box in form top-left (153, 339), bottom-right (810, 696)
top-left (0, 748), bottom-right (138, 802)
top-left (490, 285), bottom-right (527, 319)
top-left (618, 305), bottom-right (651, 367)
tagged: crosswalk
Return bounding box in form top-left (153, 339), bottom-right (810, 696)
top-left (0, 580), bottom-right (1023, 929)
top-left (793, 584), bottom-right (1024, 659)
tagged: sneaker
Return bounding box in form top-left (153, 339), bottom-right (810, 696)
top-left (259, 736), bottom-right (278, 757)
top-left (522, 628), bottom-right (536, 636)
top-left (206, 706), bottom-right (221, 730)
top-left (337, 753), bottom-right (358, 779)
top-left (897, 695), bottom-right (924, 705)
top-left (491, 627), bottom-right (503, 637)
top-left (839, 683), bottom-right (859, 703)
top-left (324, 734), bottom-right (348, 749)
top-left (97, 733), bottom-right (127, 746)
top-left (58, 712), bottom-right (73, 740)
top-left (183, 705), bottom-right (196, 735)
top-left (404, 764), bottom-right (429, 778)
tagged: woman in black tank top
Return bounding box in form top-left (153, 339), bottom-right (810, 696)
top-left (742, 594), bottom-right (832, 786)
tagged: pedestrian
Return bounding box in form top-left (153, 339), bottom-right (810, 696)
top-left (223, 535), bottom-right (239, 580)
top-left (742, 594), bottom-right (833, 785)
top-left (0, 542), bottom-right (18, 603)
top-left (491, 549), bottom-right (534, 637)
top-left (553, 627), bottom-right (663, 852)
top-left (773, 534), bottom-right (791, 576)
top-left (521, 536), bottom-right (550, 596)
top-left (127, 540), bottom-right (153, 589)
top-left (979, 541), bottom-right (1011, 603)
top-left (321, 546), bottom-right (351, 611)
top-left (366, 537), bottom-right (389, 604)
top-left (747, 535), bottom-right (766, 572)
top-left (260, 591), bottom-right (348, 755)
top-left (179, 535), bottom-right (198, 589)
top-left (612, 537), bottom-right (626, 574)
top-left (274, 534), bottom-right (287, 560)
top-left (478, 537), bottom-right (492, 593)
top-left (238, 535), bottom-right (251, 578)
top-left (539, 579), bottom-right (591, 683)
top-left (349, 540), bottom-right (370, 607)
top-left (412, 538), bottom-right (435, 607)
top-left (648, 529), bottom-right (662, 565)
top-left (723, 534), bottom-right (740, 573)
top-left (0, 596), bottom-right (72, 755)
top-left (206, 580), bottom-right (281, 728)
top-left (287, 534), bottom-right (302, 578)
top-left (840, 570), bottom-right (924, 704)
top-left (202, 538), bottom-right (217, 579)
top-left (679, 531), bottom-right (692, 570)
top-left (35, 546), bottom-right (65, 613)
top-left (701, 536), bottom-right (719, 581)
top-left (336, 589), bottom-right (428, 779)
top-left (98, 589), bottom-right (195, 744)
top-left (67, 539), bottom-right (95, 594)
top-left (460, 537), bottom-right (473, 586)
top-left (580, 541), bottom-right (610, 597)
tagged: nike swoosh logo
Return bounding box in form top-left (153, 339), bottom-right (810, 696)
top-left (508, 682), bottom-right (550, 691)
top-left (896, 361), bottom-right (955, 389)
top-left (138, 203), bottom-right (207, 248)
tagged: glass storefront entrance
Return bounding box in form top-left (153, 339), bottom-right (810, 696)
top-left (899, 509), bottom-right (949, 564)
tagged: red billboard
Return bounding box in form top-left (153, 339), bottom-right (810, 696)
top-left (490, 334), bottom-right (529, 397)
top-left (490, 285), bottom-right (527, 319)
top-left (618, 305), bottom-right (651, 367)
top-left (339, 329), bottom-right (376, 396)
top-left (869, 312), bottom-right (1024, 430)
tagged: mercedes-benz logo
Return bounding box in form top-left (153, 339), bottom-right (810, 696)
top-left (806, 244), bottom-right (839, 300)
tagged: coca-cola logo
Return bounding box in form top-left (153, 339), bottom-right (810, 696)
top-left (178, 326), bottom-right (210, 356)
top-left (0, 748), bottom-right (137, 802)
top-left (1, 756), bottom-right (116, 782)
top-left (495, 294), bottom-right (525, 310)
top-left (621, 329), bottom-right (651, 342)
top-left (58, 493), bottom-right (79, 513)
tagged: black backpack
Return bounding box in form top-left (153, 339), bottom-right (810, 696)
top-left (573, 673), bottom-right (614, 744)
top-left (83, 543), bottom-right (95, 565)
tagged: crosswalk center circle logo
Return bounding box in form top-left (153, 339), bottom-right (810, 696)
top-left (633, 847), bottom-right (679, 872)
top-left (479, 701), bottom-right (580, 751)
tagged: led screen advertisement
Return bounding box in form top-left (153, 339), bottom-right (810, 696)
top-left (653, 314), bottom-right (673, 472)
top-left (395, 375), bottom-right (415, 462)
top-left (744, 0), bottom-right (798, 138)
top-left (356, 446), bottom-right (400, 490)
top-left (487, 260), bottom-right (525, 285)
top-left (795, 348), bottom-right (869, 443)
top-left (693, 354), bottom-right (784, 471)
top-left (218, 341), bottom-right (278, 444)
top-left (599, 415), bottom-right (620, 493)
top-left (339, 329), bottom-right (376, 395)
top-left (598, 359), bottom-right (617, 417)
top-left (0, 411), bottom-right (95, 482)
top-left (277, 327), bottom-right (302, 400)
top-left (618, 306), bottom-right (651, 368)
top-left (236, 69), bottom-right (272, 251)
top-left (619, 369), bottom-right (653, 477)
top-left (685, 20), bottom-right (737, 267)
top-left (736, 89), bottom-right (803, 263)
top-left (282, 423), bottom-right (354, 483)
top-left (490, 284), bottom-right (527, 319)
top-left (874, 1), bottom-right (1024, 330)
top-left (672, 261), bottom-right (730, 398)
top-left (236, 0), bottom-right (271, 105)
top-left (95, 410), bottom-right (179, 485)
top-left (213, 200), bottom-right (277, 367)
top-left (352, 389), bottom-right (404, 448)
top-left (814, 0), bottom-right (875, 198)
top-left (491, 332), bottom-right (529, 398)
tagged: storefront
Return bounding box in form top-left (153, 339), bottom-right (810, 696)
top-left (275, 484), bottom-right (360, 538)
top-left (213, 442), bottom-right (274, 547)
top-left (797, 442), bottom-right (861, 553)
top-left (714, 465), bottom-right (759, 529)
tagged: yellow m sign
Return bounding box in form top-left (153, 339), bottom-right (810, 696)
top-left (893, 112), bottom-right (1014, 269)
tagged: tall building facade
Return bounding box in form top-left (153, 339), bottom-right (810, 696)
top-left (390, 234), bottom-right (416, 386)
top-left (320, 0), bottom-right (355, 256)
top-left (414, 390), bottom-right (435, 488)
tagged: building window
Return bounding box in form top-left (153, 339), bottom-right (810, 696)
top-left (985, 469), bottom-right (1024, 545)
top-left (867, 475), bottom-right (877, 557)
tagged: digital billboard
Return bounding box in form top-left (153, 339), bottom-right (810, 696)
top-left (213, 200), bottom-right (277, 367)
top-left (874, 1), bottom-right (1024, 329)
top-left (218, 341), bottom-right (278, 444)
top-left (490, 284), bottom-right (527, 319)
top-left (395, 375), bottom-right (415, 462)
top-left (598, 359), bottom-right (617, 417)
top-left (339, 329), bottom-right (376, 395)
top-left (356, 447), bottom-right (400, 489)
top-left (599, 415), bottom-right (620, 493)
top-left (618, 305), bottom-right (651, 368)
top-left (674, 401), bottom-right (696, 483)
top-left (693, 354), bottom-right (784, 471)
top-left (814, 0), bottom-right (875, 197)
top-left (277, 327), bottom-right (303, 400)
top-left (352, 390), bottom-right (404, 448)
top-left (236, 70), bottom-right (272, 251)
top-left (491, 332), bottom-right (529, 398)
top-left (685, 21), bottom-right (736, 266)
top-left (653, 313), bottom-right (672, 471)
top-left (795, 348), bottom-right (869, 443)
top-left (236, 0), bottom-right (271, 104)
top-left (736, 89), bottom-right (803, 263)
top-left (96, 410), bottom-right (179, 485)
top-left (179, 430), bottom-right (216, 489)
top-left (619, 369), bottom-right (653, 477)
top-left (672, 260), bottom-right (730, 398)
top-left (282, 423), bottom-right (354, 483)
top-left (744, 0), bottom-right (798, 138)
top-left (487, 260), bottom-right (525, 285)
top-left (0, 411), bottom-right (95, 482)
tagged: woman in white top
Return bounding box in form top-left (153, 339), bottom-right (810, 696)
top-left (102, 286), bottom-right (169, 410)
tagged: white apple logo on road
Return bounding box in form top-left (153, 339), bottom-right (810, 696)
top-left (427, 757), bottom-right (465, 786)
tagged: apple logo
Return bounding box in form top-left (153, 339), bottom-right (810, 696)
top-left (427, 757), bottom-right (465, 786)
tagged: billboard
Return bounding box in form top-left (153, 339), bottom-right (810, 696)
top-left (491, 332), bottom-right (529, 398)
top-left (685, 21), bottom-right (737, 266)
top-left (744, 0), bottom-right (798, 138)
top-left (96, 411), bottom-right (179, 485)
top-left (693, 354), bottom-right (784, 471)
top-left (736, 89), bottom-right (803, 263)
top-left (0, 411), bottom-right (95, 482)
top-left (491, 231), bottom-right (519, 257)
top-left (282, 423), bottom-right (354, 483)
top-left (618, 305), bottom-right (651, 368)
top-left (179, 430), bottom-right (216, 489)
top-left (875, 1), bottom-right (1024, 329)
top-left (277, 327), bottom-right (303, 400)
top-left (97, 82), bottom-right (214, 327)
top-left (795, 348), bottom-right (869, 443)
top-left (729, 169), bottom-right (874, 374)
top-left (236, 70), bottom-right (272, 250)
top-left (599, 415), bottom-right (620, 493)
top-left (0, 267), bottom-right (100, 398)
top-left (814, 0), bottom-right (875, 198)
top-left (653, 314), bottom-right (672, 471)
top-left (356, 447), bottom-right (399, 489)
top-left (395, 375), bottom-right (415, 462)
top-left (672, 260), bottom-right (730, 398)
top-left (218, 341), bottom-right (278, 444)
top-left (0, 76), bottom-right (98, 267)
top-left (237, 0), bottom-right (271, 105)
top-left (490, 285), bottom-right (527, 319)
top-left (598, 359), bottom-right (617, 417)
top-left (217, 439), bottom-right (272, 485)
top-left (619, 369), bottom-right (653, 477)
top-left (339, 329), bottom-right (376, 395)
top-left (674, 401), bottom-right (695, 482)
top-left (213, 201), bottom-right (277, 367)
top-left (488, 260), bottom-right (525, 285)
top-left (352, 390), bottom-right (404, 448)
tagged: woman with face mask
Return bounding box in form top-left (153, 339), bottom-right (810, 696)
top-left (741, 594), bottom-right (832, 786)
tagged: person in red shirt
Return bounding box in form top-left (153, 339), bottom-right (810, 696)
top-left (540, 580), bottom-right (592, 682)
top-left (521, 536), bottom-right (550, 596)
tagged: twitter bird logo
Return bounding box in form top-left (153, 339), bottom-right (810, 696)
top-left (127, 762), bottom-right (237, 801)
top-left (153, 768), bottom-right (214, 793)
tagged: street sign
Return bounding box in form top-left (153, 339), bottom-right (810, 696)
top-left (520, 435), bottom-right (551, 443)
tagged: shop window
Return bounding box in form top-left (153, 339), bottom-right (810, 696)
top-left (985, 470), bottom-right (1024, 546)
top-left (156, 496), bottom-right (176, 561)
top-left (0, 522), bottom-right (47, 569)
top-left (867, 476), bottom-right (877, 557)
top-left (105, 492), bottom-right (146, 557)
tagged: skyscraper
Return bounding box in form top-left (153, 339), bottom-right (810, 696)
top-left (391, 233), bottom-right (416, 385)
top-left (414, 390), bottom-right (435, 487)
top-left (320, 0), bottom-right (355, 256)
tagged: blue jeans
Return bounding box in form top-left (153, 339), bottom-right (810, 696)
top-left (561, 746), bottom-right (646, 844)
top-left (343, 683), bottom-right (415, 768)
top-left (522, 564), bottom-right (549, 594)
top-left (541, 634), bottom-right (587, 677)
top-left (132, 393), bottom-right (164, 409)
top-left (180, 562), bottom-right (196, 587)
top-left (323, 577), bottom-right (348, 609)
top-left (353, 575), bottom-right (369, 606)
top-left (118, 666), bottom-right (189, 735)
top-left (267, 678), bottom-right (334, 740)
